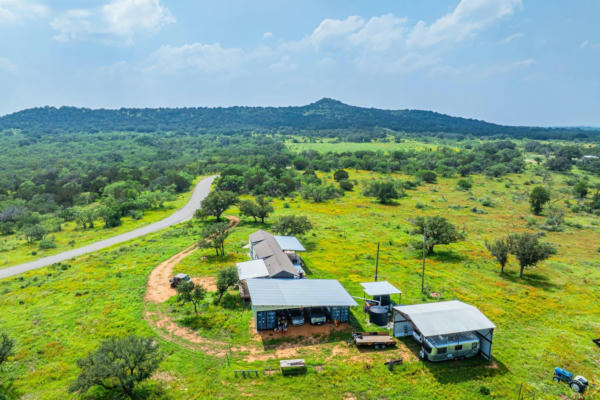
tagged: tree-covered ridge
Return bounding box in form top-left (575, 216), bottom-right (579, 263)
top-left (1, 98), bottom-right (597, 139)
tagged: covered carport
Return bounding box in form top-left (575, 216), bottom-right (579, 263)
top-left (393, 300), bottom-right (496, 361)
top-left (246, 278), bottom-right (358, 331)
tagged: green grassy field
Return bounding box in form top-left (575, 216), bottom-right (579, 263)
top-left (285, 137), bottom-right (450, 153)
top-left (1, 167), bottom-right (599, 399)
top-left (0, 179), bottom-right (200, 270)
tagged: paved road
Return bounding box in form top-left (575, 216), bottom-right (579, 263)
top-left (0, 175), bottom-right (217, 280)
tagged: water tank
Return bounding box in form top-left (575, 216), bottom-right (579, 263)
top-left (369, 306), bottom-right (388, 326)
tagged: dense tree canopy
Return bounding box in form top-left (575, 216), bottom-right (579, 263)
top-left (412, 216), bottom-right (464, 254)
top-left (529, 186), bottom-right (550, 215)
top-left (69, 336), bottom-right (163, 398)
top-left (273, 215), bottom-right (313, 236)
top-left (507, 233), bottom-right (556, 278)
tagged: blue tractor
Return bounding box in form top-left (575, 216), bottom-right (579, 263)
top-left (553, 367), bottom-right (588, 393)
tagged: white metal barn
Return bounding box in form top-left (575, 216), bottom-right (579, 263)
top-left (393, 300), bottom-right (496, 361)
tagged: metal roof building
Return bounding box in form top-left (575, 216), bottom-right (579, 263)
top-left (274, 236), bottom-right (306, 252)
top-left (236, 259), bottom-right (269, 280)
top-left (249, 230), bottom-right (304, 278)
top-left (246, 279), bottom-right (358, 330)
top-left (393, 301), bottom-right (495, 337)
top-left (360, 281), bottom-right (402, 296)
top-left (247, 279), bottom-right (358, 309)
top-left (393, 300), bottom-right (496, 361)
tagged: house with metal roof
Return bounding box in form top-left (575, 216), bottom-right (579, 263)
top-left (248, 230), bottom-right (305, 278)
top-left (246, 278), bottom-right (358, 330)
top-left (393, 300), bottom-right (496, 361)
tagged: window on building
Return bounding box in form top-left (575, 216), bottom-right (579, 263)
top-left (423, 342), bottom-right (432, 354)
top-left (437, 347), bottom-right (447, 354)
top-left (455, 345), bottom-right (463, 351)
top-left (472, 342), bottom-right (478, 349)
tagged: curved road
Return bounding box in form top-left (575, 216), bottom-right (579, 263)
top-left (0, 175), bottom-right (217, 280)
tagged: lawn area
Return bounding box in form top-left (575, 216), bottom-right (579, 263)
top-left (0, 178), bottom-right (202, 270)
top-left (285, 137), bottom-right (450, 153)
top-left (1, 168), bottom-right (599, 399)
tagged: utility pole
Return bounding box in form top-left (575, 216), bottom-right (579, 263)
top-left (374, 242), bottom-right (380, 281)
top-left (421, 232), bottom-right (426, 294)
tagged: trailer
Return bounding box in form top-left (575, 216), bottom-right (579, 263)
top-left (352, 332), bottom-right (396, 349)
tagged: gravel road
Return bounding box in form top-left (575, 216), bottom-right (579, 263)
top-left (0, 175), bottom-right (217, 280)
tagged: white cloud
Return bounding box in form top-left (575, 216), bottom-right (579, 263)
top-left (263, 31), bottom-right (272, 39)
top-left (146, 43), bottom-right (248, 74)
top-left (580, 40), bottom-right (590, 49)
top-left (0, 0), bottom-right (47, 22)
top-left (309, 15), bottom-right (364, 50)
top-left (0, 57), bottom-right (17, 72)
top-left (407, 0), bottom-right (522, 48)
top-left (137, 0), bottom-right (524, 80)
top-left (348, 14), bottom-right (408, 51)
top-left (269, 55), bottom-right (296, 70)
top-left (500, 32), bottom-right (523, 44)
top-left (51, 0), bottom-right (175, 44)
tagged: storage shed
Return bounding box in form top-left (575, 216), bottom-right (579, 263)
top-left (237, 259), bottom-right (269, 280)
top-left (393, 300), bottom-right (496, 361)
top-left (360, 281), bottom-right (401, 311)
top-left (246, 278), bottom-right (358, 330)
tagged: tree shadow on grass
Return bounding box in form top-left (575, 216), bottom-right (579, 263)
top-left (202, 253), bottom-right (238, 264)
top-left (429, 249), bottom-right (467, 263)
top-left (499, 270), bottom-right (560, 292)
top-left (80, 383), bottom-right (167, 400)
top-left (258, 322), bottom-right (354, 351)
top-left (422, 355), bottom-right (509, 384)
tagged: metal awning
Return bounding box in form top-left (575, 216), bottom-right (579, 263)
top-left (360, 281), bottom-right (402, 296)
top-left (274, 236), bottom-right (306, 252)
top-left (236, 260), bottom-right (269, 280)
top-left (246, 278), bottom-right (358, 307)
top-left (393, 300), bottom-right (495, 337)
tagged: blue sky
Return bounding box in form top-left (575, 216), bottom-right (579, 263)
top-left (0, 0), bottom-right (599, 126)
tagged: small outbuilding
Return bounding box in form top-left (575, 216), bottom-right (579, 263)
top-left (236, 259), bottom-right (269, 300)
top-left (246, 278), bottom-right (358, 330)
top-left (360, 281), bottom-right (402, 311)
top-left (393, 300), bottom-right (496, 362)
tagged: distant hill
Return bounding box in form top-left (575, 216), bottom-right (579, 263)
top-left (1, 98), bottom-right (597, 139)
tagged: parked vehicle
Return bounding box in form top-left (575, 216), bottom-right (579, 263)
top-left (419, 332), bottom-right (480, 362)
top-left (307, 307), bottom-right (327, 325)
top-left (169, 273), bottom-right (190, 288)
top-left (287, 308), bottom-right (305, 326)
top-left (553, 367), bottom-right (588, 393)
top-left (352, 331), bottom-right (396, 349)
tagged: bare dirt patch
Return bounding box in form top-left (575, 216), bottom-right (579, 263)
top-left (256, 322), bottom-right (352, 341)
top-left (152, 371), bottom-right (177, 383)
top-left (145, 244), bottom-right (197, 303)
top-left (145, 215), bottom-right (239, 305)
top-left (192, 276), bottom-right (217, 291)
top-left (143, 215), bottom-right (247, 357)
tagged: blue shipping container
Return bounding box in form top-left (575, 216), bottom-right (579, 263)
top-left (256, 311), bottom-right (277, 330)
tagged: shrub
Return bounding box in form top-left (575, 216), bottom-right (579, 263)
top-left (418, 170), bottom-right (437, 184)
top-left (339, 179), bottom-right (353, 191)
top-left (333, 169), bottom-right (349, 182)
top-left (38, 236), bottom-right (57, 249)
top-left (23, 224), bottom-right (46, 243)
top-left (456, 179), bottom-right (472, 191)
